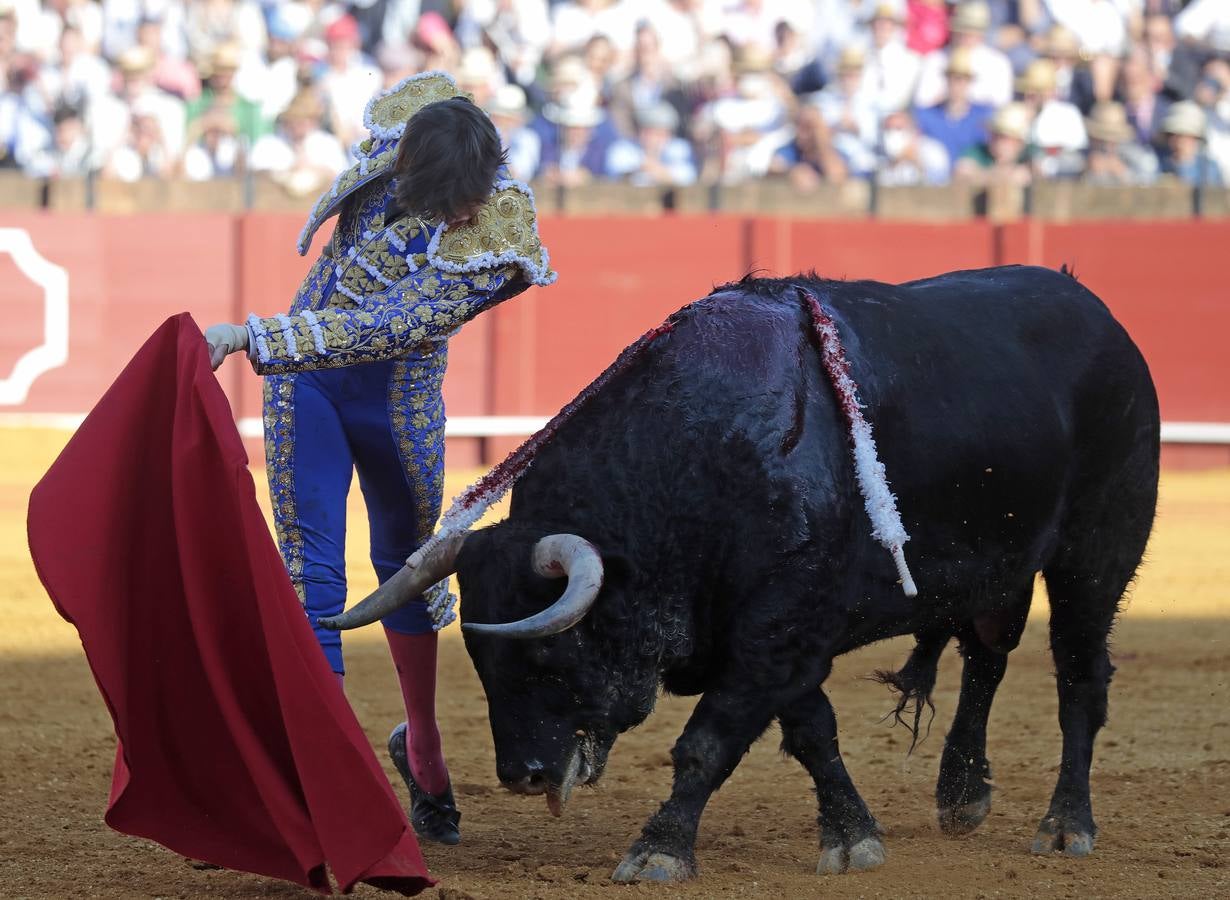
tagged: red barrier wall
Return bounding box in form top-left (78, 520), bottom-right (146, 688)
top-left (2, 212), bottom-right (1226, 467)
top-left (747, 218), bottom-right (1000, 283)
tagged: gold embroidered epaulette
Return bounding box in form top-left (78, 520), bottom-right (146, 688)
top-left (425, 181), bottom-right (556, 287)
top-left (297, 71), bottom-right (467, 255)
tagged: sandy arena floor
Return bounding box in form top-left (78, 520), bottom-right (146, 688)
top-left (1, 428), bottom-right (1227, 899)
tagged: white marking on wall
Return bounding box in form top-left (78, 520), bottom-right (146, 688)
top-left (0, 229), bottom-right (70, 405)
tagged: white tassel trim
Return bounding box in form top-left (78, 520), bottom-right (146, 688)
top-left (301, 309), bottom-right (327, 355)
top-left (274, 314), bottom-right (299, 358)
top-left (246, 314), bottom-right (271, 364)
top-left (355, 253), bottom-right (397, 287)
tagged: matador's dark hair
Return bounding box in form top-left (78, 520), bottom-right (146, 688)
top-left (393, 97), bottom-right (507, 224)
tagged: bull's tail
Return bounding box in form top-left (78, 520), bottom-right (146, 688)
top-left (871, 631), bottom-right (949, 754)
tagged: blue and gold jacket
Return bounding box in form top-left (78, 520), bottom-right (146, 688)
top-left (245, 71), bottom-right (556, 375)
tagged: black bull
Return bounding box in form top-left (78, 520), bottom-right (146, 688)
top-left (324, 266), bottom-right (1160, 882)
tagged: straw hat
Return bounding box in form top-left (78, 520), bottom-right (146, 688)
top-left (1161, 101), bottom-right (1206, 138)
top-left (199, 42), bottom-right (242, 80)
top-left (1084, 102), bottom-right (1132, 144)
top-left (951, 2), bottom-right (991, 34)
top-left (1016, 59), bottom-right (1057, 96)
top-left (281, 90), bottom-right (324, 123)
top-left (871, 3), bottom-right (905, 23)
top-left (945, 47), bottom-right (975, 78)
top-left (457, 47), bottom-right (496, 88)
top-left (488, 83), bottom-right (527, 119)
top-left (837, 46), bottom-right (866, 73)
top-left (734, 44), bottom-right (774, 75)
top-left (117, 46), bottom-right (156, 75)
top-left (989, 102), bottom-right (1031, 141)
top-left (1044, 26), bottom-right (1081, 61)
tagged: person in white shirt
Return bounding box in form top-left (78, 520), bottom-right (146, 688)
top-left (877, 106), bottom-right (950, 186)
top-left (1043, 0), bottom-right (1129, 58)
top-left (249, 89), bottom-right (348, 197)
top-left (914, 1), bottom-right (1013, 109)
top-left (103, 96), bottom-right (175, 181)
top-left (645, 0), bottom-right (722, 78)
top-left (859, 3), bottom-right (921, 117)
top-left (1017, 58), bottom-right (1088, 155)
top-left (181, 103), bottom-right (242, 180)
top-left (317, 13), bottom-right (380, 151)
top-left (486, 82), bottom-right (541, 183)
top-left (1196, 59), bottom-right (1230, 184)
top-left (549, 0), bottom-right (638, 64)
top-left (813, 45), bottom-right (879, 177)
top-left (22, 100), bottom-right (92, 177)
top-left (605, 100), bottom-right (697, 186)
top-left (719, 0), bottom-right (812, 58)
top-left (455, 0), bottom-right (550, 88)
top-left (36, 25), bottom-right (110, 112)
top-left (237, 4), bottom-right (309, 121)
top-left (90, 45), bottom-right (186, 167)
top-left (1174, 0), bottom-right (1230, 55)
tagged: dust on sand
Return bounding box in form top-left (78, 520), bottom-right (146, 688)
top-left (2, 430), bottom-right (1227, 898)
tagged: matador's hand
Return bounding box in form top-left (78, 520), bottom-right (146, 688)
top-left (204, 323), bottom-right (249, 371)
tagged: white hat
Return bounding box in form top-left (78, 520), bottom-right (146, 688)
top-left (989, 102), bottom-right (1031, 141)
top-left (1161, 101), bottom-right (1206, 138)
top-left (635, 101), bottom-right (679, 132)
top-left (488, 83), bottom-right (527, 119)
top-left (457, 47), bottom-right (496, 87)
top-left (951, 1), bottom-right (991, 34)
top-left (544, 87), bottom-right (603, 128)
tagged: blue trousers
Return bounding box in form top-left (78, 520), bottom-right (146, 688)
top-left (264, 359), bottom-right (443, 673)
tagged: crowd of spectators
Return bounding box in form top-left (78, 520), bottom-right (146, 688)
top-left (2, 0), bottom-right (1229, 199)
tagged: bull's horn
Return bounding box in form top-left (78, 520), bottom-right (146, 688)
top-left (462, 535), bottom-right (603, 639)
top-left (316, 533), bottom-right (466, 631)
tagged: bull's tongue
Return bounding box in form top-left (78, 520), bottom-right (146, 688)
top-left (545, 748), bottom-right (582, 817)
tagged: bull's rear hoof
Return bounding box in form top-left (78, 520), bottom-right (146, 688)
top-left (816, 836), bottom-right (887, 875)
top-left (1030, 816), bottom-right (1095, 857)
top-left (611, 850), bottom-right (696, 883)
top-left (938, 795), bottom-right (992, 835)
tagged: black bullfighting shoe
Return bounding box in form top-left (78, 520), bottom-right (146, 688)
top-left (388, 722), bottom-right (461, 846)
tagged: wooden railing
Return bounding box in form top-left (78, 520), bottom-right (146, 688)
top-left (1, 171), bottom-right (1227, 222)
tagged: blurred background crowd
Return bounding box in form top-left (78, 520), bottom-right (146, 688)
top-left (1, 0), bottom-right (1228, 198)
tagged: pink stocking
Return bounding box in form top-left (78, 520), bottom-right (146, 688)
top-left (384, 628), bottom-right (449, 795)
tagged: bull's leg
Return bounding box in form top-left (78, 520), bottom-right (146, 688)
top-left (780, 689), bottom-right (886, 875)
top-left (936, 593), bottom-right (1030, 836)
top-left (611, 690), bottom-right (774, 883)
top-left (1031, 572), bottom-right (1120, 857)
top-left (1031, 432), bottom-right (1154, 858)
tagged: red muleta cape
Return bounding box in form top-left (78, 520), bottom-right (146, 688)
top-left (27, 314), bottom-right (433, 895)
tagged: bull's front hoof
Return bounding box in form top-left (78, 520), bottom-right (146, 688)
top-left (611, 849), bottom-right (696, 883)
top-left (816, 836), bottom-right (886, 875)
top-left (1030, 816), bottom-right (1096, 857)
top-left (938, 794), bottom-right (992, 836)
